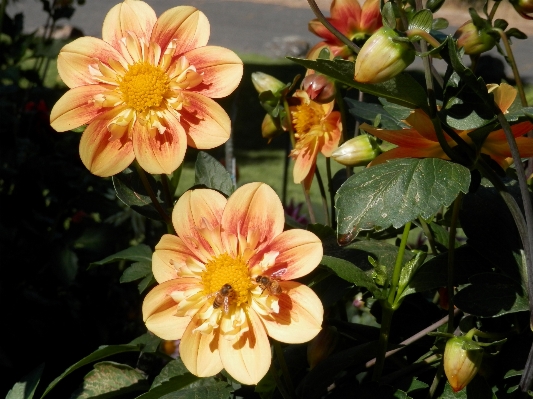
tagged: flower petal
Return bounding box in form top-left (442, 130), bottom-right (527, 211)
top-left (293, 136), bottom-right (320, 185)
top-left (132, 110), bottom-right (187, 175)
top-left (361, 123), bottom-right (438, 148)
top-left (185, 46), bottom-right (243, 98)
top-left (263, 229), bottom-right (323, 280)
top-left (57, 37), bottom-right (125, 88)
top-left (219, 308), bottom-right (271, 385)
top-left (320, 111), bottom-right (342, 156)
top-left (181, 312), bottom-right (224, 377)
top-left (153, 234), bottom-right (198, 283)
top-left (260, 281), bottom-right (323, 344)
top-left (50, 85), bottom-right (105, 132)
top-left (368, 145), bottom-right (448, 166)
top-left (359, 0), bottom-right (382, 33)
top-left (151, 6), bottom-right (209, 56)
top-left (144, 306), bottom-right (191, 341)
top-left (222, 183), bottom-right (285, 248)
top-left (102, 0), bottom-right (156, 50)
top-left (331, 0), bottom-right (362, 22)
top-left (180, 92), bottom-right (231, 149)
top-left (79, 114), bottom-right (135, 177)
top-left (308, 18), bottom-right (342, 44)
top-left (172, 188), bottom-right (227, 260)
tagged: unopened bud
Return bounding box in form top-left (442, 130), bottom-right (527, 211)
top-left (454, 20), bottom-right (496, 55)
top-left (510, 0), bottom-right (533, 18)
top-left (354, 27), bottom-right (416, 84)
top-left (261, 114), bottom-right (282, 140)
top-left (251, 72), bottom-right (286, 94)
top-left (307, 326), bottom-right (339, 369)
top-left (444, 334), bottom-right (483, 392)
top-left (331, 135), bottom-right (381, 166)
top-left (302, 73), bottom-right (336, 103)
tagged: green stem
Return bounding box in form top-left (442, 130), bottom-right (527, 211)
top-left (306, 0), bottom-right (360, 54)
top-left (314, 166), bottom-right (330, 226)
top-left (493, 28), bottom-right (528, 106)
top-left (302, 185), bottom-right (317, 224)
top-left (133, 162), bottom-right (172, 225)
top-left (326, 157), bottom-right (336, 227)
top-left (160, 173), bottom-right (174, 209)
top-left (488, 0), bottom-right (501, 20)
top-left (388, 221), bottom-right (412, 306)
top-left (273, 341), bottom-right (295, 398)
top-left (447, 193), bottom-right (463, 333)
top-left (405, 29), bottom-right (442, 50)
top-left (419, 218), bottom-right (438, 256)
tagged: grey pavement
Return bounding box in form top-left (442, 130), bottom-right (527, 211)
top-left (6, 0), bottom-right (533, 80)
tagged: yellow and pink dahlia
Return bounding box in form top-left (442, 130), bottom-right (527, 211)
top-left (142, 183), bottom-right (324, 384)
top-left (50, 0), bottom-right (242, 177)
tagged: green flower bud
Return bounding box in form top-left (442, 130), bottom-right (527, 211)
top-left (331, 134), bottom-right (381, 166)
top-left (454, 20), bottom-right (496, 55)
top-left (251, 72), bottom-right (286, 94)
top-left (444, 335), bottom-right (483, 392)
top-left (354, 27), bottom-right (416, 84)
top-left (261, 114), bottom-right (282, 141)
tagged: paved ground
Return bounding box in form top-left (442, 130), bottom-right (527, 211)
top-left (6, 0), bottom-right (533, 80)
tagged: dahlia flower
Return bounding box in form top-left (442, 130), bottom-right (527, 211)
top-left (142, 183), bottom-right (324, 384)
top-left (50, 0), bottom-right (242, 177)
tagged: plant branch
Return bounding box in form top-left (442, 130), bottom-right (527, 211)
top-left (133, 162), bottom-right (172, 225)
top-left (447, 193), bottom-right (463, 333)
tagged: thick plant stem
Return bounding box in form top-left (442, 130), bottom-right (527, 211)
top-left (494, 29), bottom-right (527, 107)
top-left (306, 0), bottom-right (360, 54)
top-left (134, 162), bottom-right (172, 226)
top-left (274, 340), bottom-right (295, 398)
top-left (447, 193), bottom-right (463, 333)
top-left (373, 222), bottom-right (412, 381)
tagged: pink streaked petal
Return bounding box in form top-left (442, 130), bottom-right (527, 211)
top-left (293, 138), bottom-right (319, 184)
top-left (219, 309), bottom-right (271, 385)
top-left (151, 6), bottom-right (209, 57)
top-left (172, 189), bottom-right (226, 259)
top-left (368, 146), bottom-right (448, 166)
top-left (79, 114), bottom-right (135, 177)
top-left (181, 92), bottom-right (231, 149)
top-left (261, 281), bottom-right (323, 344)
top-left (102, 0), bottom-right (156, 50)
top-left (263, 229), bottom-right (323, 280)
top-left (180, 312), bottom-right (223, 378)
top-left (132, 111), bottom-right (187, 175)
top-left (57, 37), bottom-right (125, 88)
top-left (361, 123), bottom-right (438, 148)
top-left (308, 18), bottom-right (342, 43)
top-left (320, 112), bottom-right (342, 156)
top-left (359, 0), bottom-right (383, 32)
top-left (483, 136), bottom-right (533, 159)
top-left (184, 46), bottom-right (243, 98)
top-left (143, 278), bottom-right (203, 320)
top-left (222, 183), bottom-right (285, 248)
top-left (50, 85), bottom-right (105, 132)
top-left (403, 110), bottom-right (441, 142)
top-left (144, 305), bottom-right (191, 340)
top-left (153, 234), bottom-right (198, 283)
top-left (487, 121), bottom-right (533, 141)
top-left (331, 0), bottom-right (362, 22)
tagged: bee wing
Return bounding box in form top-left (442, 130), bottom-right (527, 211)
top-left (270, 267), bottom-right (287, 280)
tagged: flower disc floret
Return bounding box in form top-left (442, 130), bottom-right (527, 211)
top-left (119, 62), bottom-right (170, 113)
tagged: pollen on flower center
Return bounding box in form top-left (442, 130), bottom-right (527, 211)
top-left (292, 103), bottom-right (322, 135)
top-left (119, 62), bottom-right (170, 113)
top-left (202, 253), bottom-right (254, 307)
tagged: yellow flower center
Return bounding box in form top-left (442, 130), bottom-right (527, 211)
top-left (201, 253), bottom-right (254, 307)
top-left (292, 103), bottom-right (322, 135)
top-left (119, 62), bottom-right (170, 113)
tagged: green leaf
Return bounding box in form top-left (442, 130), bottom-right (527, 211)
top-left (151, 359), bottom-right (189, 389)
top-left (345, 98), bottom-right (404, 129)
top-left (408, 10), bottom-right (433, 34)
top-left (454, 273), bottom-right (528, 317)
top-left (90, 244), bottom-right (152, 268)
top-left (40, 345), bottom-right (142, 398)
top-left (336, 158), bottom-right (470, 237)
top-left (287, 57), bottom-right (429, 112)
top-left (54, 247), bottom-right (78, 286)
top-left (194, 152), bottom-right (235, 196)
top-left (138, 273), bottom-right (156, 294)
top-left (6, 363), bottom-right (44, 399)
top-left (120, 261), bottom-right (152, 283)
top-left (506, 28), bottom-right (527, 40)
top-left (129, 333), bottom-right (162, 353)
top-left (113, 167), bottom-right (167, 221)
top-left (381, 1), bottom-right (397, 29)
top-left (396, 251), bottom-right (427, 301)
top-left (70, 361), bottom-right (149, 399)
top-left (432, 18), bottom-right (449, 30)
top-left (320, 255), bottom-right (381, 297)
top-left (426, 0), bottom-right (445, 12)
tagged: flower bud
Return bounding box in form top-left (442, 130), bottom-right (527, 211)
top-left (510, 0), bottom-right (533, 18)
top-left (302, 73), bottom-right (336, 104)
top-left (444, 335), bottom-right (483, 392)
top-left (354, 27), bottom-right (416, 84)
top-left (307, 326), bottom-right (339, 369)
top-left (454, 21), bottom-right (496, 55)
top-left (251, 72), bottom-right (286, 94)
top-left (331, 134), bottom-right (381, 166)
top-left (261, 114), bottom-right (282, 140)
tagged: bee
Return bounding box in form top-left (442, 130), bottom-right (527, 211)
top-left (255, 275), bottom-right (282, 295)
top-left (211, 284), bottom-right (234, 314)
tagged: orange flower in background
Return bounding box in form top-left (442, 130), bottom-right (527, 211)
top-left (50, 0), bottom-right (243, 177)
top-left (142, 183), bottom-right (324, 384)
top-left (362, 83), bottom-right (533, 167)
top-left (308, 0), bottom-right (382, 59)
top-left (290, 90), bottom-right (342, 191)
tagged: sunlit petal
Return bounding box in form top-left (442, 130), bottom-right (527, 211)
top-left (153, 234), bottom-right (198, 283)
